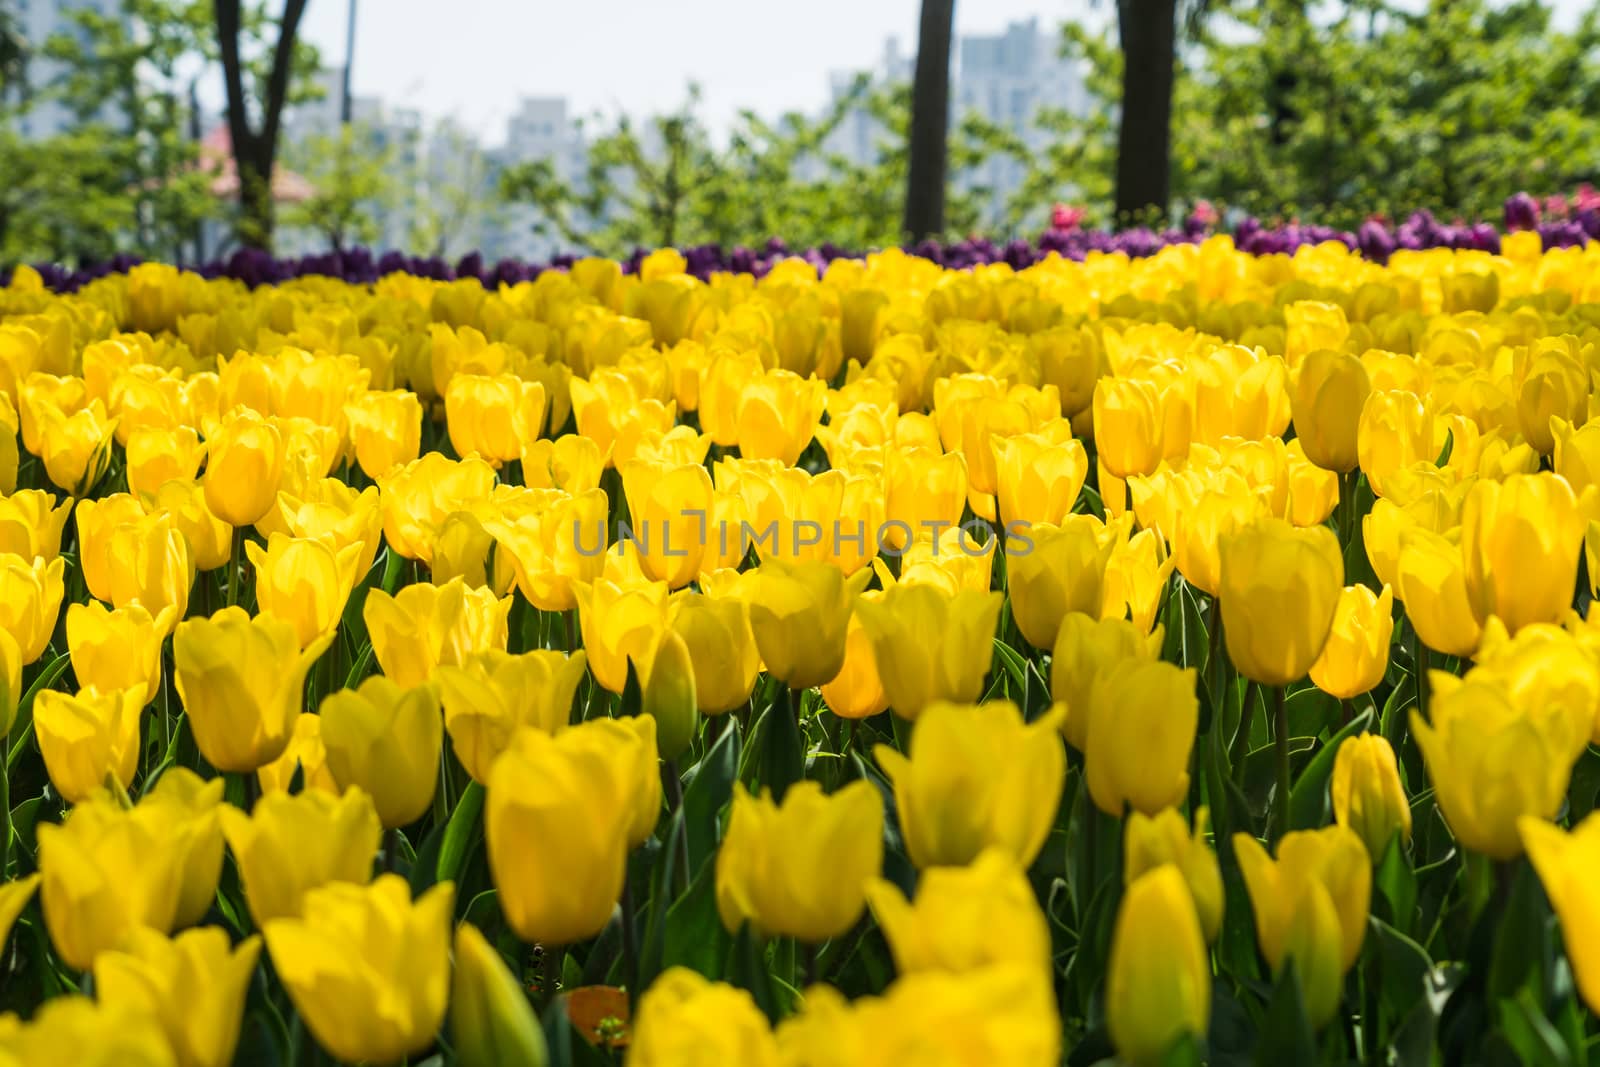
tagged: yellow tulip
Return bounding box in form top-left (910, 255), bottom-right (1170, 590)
top-left (0, 874), bottom-right (38, 960)
top-left (437, 649), bottom-right (588, 784)
top-left (1461, 472), bottom-right (1587, 634)
top-left (218, 787), bottom-right (381, 925)
top-left (1234, 827), bottom-right (1370, 1027)
top-left (882, 448), bottom-right (967, 551)
top-left (377, 451), bottom-right (498, 564)
top-left (125, 426), bottom-right (205, 503)
top-left (735, 369), bottom-right (826, 466)
top-left (154, 479), bottom-right (232, 572)
top-left (0, 488), bottom-right (72, 561)
top-left (33, 397), bottom-right (117, 495)
top-left (1291, 349), bottom-right (1371, 472)
top-left (521, 433), bottom-right (606, 493)
top-left (174, 607), bottom-right (331, 773)
top-left (1093, 376), bottom-right (1165, 479)
top-left (265, 875), bottom-right (453, 1066)
top-left (38, 797), bottom-right (194, 971)
top-left (0, 551), bottom-right (65, 664)
top-left (345, 388), bottom-right (423, 480)
top-left (874, 700), bottom-right (1065, 868)
top-left (0, 630), bottom-right (17, 741)
top-left (1310, 584), bottom-right (1395, 700)
top-left (742, 559), bottom-right (872, 690)
top-left (320, 676), bottom-right (443, 829)
top-left (67, 601), bottom-right (176, 706)
top-left (621, 458), bottom-right (714, 588)
top-left (1005, 515), bottom-right (1118, 650)
top-left (571, 575), bottom-right (670, 694)
top-left (202, 410), bottom-right (283, 526)
top-left (634, 627), bottom-right (699, 760)
top-left (269, 479), bottom-right (383, 579)
top-left (140, 768), bottom-right (226, 928)
top-left (1474, 616), bottom-right (1600, 750)
top-left (1413, 674), bottom-right (1576, 860)
top-left (716, 780), bottom-right (882, 942)
top-left (853, 583), bottom-right (1001, 720)
top-left (0, 996), bottom-right (176, 1067)
top-left (630, 968), bottom-right (781, 1067)
top-left (667, 591), bottom-right (759, 715)
top-left (95, 928), bottom-right (260, 1067)
top-left (364, 576), bottom-right (513, 688)
top-left (1083, 658), bottom-right (1199, 816)
top-left (1519, 813), bottom-right (1600, 1017)
top-left (245, 533), bottom-right (362, 650)
top-left (1331, 734), bottom-right (1411, 858)
top-left (1101, 527), bottom-right (1175, 633)
top-left (446, 373), bottom-right (547, 464)
top-left (1357, 389), bottom-right (1434, 500)
top-left (865, 847), bottom-right (1051, 978)
top-left (486, 487), bottom-right (609, 611)
top-left (33, 686), bottom-right (143, 804)
top-left (1219, 516), bottom-right (1343, 686)
top-left (1106, 866), bottom-right (1211, 1066)
top-left (1124, 807), bottom-right (1224, 943)
top-left (1517, 341), bottom-right (1589, 455)
top-left (819, 592), bottom-right (890, 720)
top-left (1052, 613), bottom-right (1167, 752)
top-left (1395, 528), bottom-right (1482, 658)
top-left (256, 712), bottom-right (339, 795)
top-left (486, 721), bottom-right (649, 944)
top-left (451, 922), bottom-right (549, 1067)
top-left (1552, 416), bottom-right (1600, 492)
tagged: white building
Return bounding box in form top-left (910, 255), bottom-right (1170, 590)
top-left (488, 95), bottom-right (591, 261)
top-left (9, 0), bottom-right (126, 138)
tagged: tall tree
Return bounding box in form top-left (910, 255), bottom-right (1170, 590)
top-left (1113, 0), bottom-right (1178, 222)
top-left (213, 0), bottom-right (308, 250)
top-left (902, 0), bottom-right (955, 242)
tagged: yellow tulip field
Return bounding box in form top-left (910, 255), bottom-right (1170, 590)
top-left (2, 233), bottom-right (1600, 1064)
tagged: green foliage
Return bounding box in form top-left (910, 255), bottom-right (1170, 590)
top-left (1054, 0), bottom-right (1600, 226)
top-left (497, 79), bottom-right (1036, 256)
top-left (282, 121), bottom-right (397, 252)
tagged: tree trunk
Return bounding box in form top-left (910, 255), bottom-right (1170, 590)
top-left (341, 0), bottom-right (356, 125)
top-left (213, 0), bottom-right (309, 251)
top-left (1114, 0), bottom-right (1178, 224)
top-left (902, 0), bottom-right (956, 242)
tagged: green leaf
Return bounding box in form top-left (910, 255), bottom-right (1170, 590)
top-left (7, 653), bottom-right (71, 770)
top-left (1488, 859), bottom-right (1553, 1005)
top-left (681, 720), bottom-right (740, 873)
top-left (1252, 958), bottom-right (1317, 1066)
top-left (437, 780), bottom-right (485, 885)
top-left (1370, 916), bottom-right (1436, 1027)
top-left (1286, 706), bottom-right (1375, 832)
top-left (755, 690), bottom-right (803, 804)
top-left (661, 853), bottom-right (730, 978)
top-left (1495, 992), bottom-right (1572, 1067)
top-left (991, 637), bottom-right (1027, 697)
top-left (1375, 833), bottom-right (1418, 941)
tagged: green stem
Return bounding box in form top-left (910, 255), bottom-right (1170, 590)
top-left (539, 944), bottom-right (562, 1010)
top-left (0, 737), bottom-right (10, 877)
top-left (663, 759), bottom-right (691, 894)
top-left (1411, 626), bottom-right (1430, 722)
top-left (1229, 682), bottom-right (1257, 786)
top-left (1272, 685), bottom-right (1289, 843)
top-left (620, 876), bottom-right (639, 994)
top-left (383, 827), bottom-right (399, 874)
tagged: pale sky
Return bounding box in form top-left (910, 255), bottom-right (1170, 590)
top-left (297, 1), bottom-right (1084, 146)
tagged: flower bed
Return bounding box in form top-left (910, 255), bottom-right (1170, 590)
top-left (0, 231), bottom-right (1597, 1063)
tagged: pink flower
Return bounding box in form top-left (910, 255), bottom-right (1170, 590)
top-left (1051, 203), bottom-right (1086, 231)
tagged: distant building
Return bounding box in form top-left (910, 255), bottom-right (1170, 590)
top-left (10, 0), bottom-right (127, 138)
top-left (489, 95), bottom-right (592, 261)
top-left (816, 18), bottom-right (1088, 232)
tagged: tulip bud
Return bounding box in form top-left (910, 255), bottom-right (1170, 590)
top-left (364, 576), bottom-right (513, 688)
top-left (742, 559), bottom-right (872, 690)
top-left (853, 583), bottom-right (1003, 720)
top-left (668, 592), bottom-right (759, 715)
top-left (1092, 376), bottom-right (1166, 479)
top-left (321, 676), bottom-right (443, 829)
top-left (486, 721), bottom-right (648, 944)
top-left (265, 876), bottom-right (453, 1066)
top-left (34, 398), bottom-right (117, 495)
top-left (452, 923), bottom-right (549, 1067)
top-left (0, 551), bottom-right (65, 665)
top-left (874, 700), bottom-right (1065, 869)
top-left (1219, 517), bottom-right (1343, 686)
top-left (1395, 527), bottom-right (1482, 658)
top-left (1310, 584), bottom-right (1395, 699)
top-left (1124, 807), bottom-right (1224, 943)
top-left (1331, 734), bottom-right (1411, 858)
top-left (571, 575), bottom-right (671, 695)
top-left (203, 410), bottom-right (283, 526)
top-left (345, 389), bottom-right (423, 480)
top-left (125, 426), bottom-right (205, 503)
top-left (1461, 472), bottom-right (1586, 635)
top-left (437, 649), bottom-right (588, 784)
top-left (1357, 390), bottom-right (1434, 500)
top-left (1291, 349), bottom-right (1371, 472)
top-left (0, 488), bottom-right (72, 562)
top-left (1106, 866), bottom-right (1211, 1065)
top-left (882, 448), bottom-right (967, 551)
top-left (633, 627), bottom-right (699, 761)
top-left (446, 373), bottom-right (547, 465)
top-left (1005, 515), bottom-right (1117, 651)
top-left (1083, 658), bottom-right (1199, 816)
top-left (735, 369), bottom-right (826, 467)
